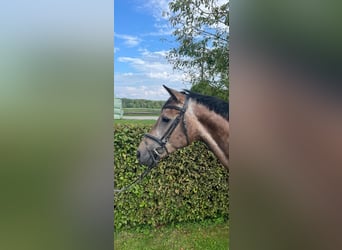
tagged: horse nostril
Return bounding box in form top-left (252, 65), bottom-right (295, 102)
top-left (136, 150), bottom-right (141, 159)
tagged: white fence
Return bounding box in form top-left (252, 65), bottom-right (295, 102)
top-left (114, 98), bottom-right (123, 119)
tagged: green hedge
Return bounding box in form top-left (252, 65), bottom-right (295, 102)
top-left (114, 124), bottom-right (229, 230)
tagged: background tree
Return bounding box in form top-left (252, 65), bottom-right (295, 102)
top-left (167, 0), bottom-right (229, 101)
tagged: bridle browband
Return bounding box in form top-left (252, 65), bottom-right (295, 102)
top-left (144, 95), bottom-right (190, 164)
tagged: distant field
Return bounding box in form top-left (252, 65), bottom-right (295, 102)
top-left (123, 108), bottom-right (160, 116)
top-left (114, 119), bottom-right (156, 125)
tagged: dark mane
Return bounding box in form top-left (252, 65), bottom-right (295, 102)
top-left (183, 90), bottom-right (229, 120)
top-left (162, 90), bottom-right (229, 120)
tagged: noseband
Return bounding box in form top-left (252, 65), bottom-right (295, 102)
top-left (144, 96), bottom-right (190, 163)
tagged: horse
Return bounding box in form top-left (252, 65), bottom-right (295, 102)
top-left (137, 85), bottom-right (229, 171)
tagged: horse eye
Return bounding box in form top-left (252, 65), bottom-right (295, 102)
top-left (161, 116), bottom-right (170, 123)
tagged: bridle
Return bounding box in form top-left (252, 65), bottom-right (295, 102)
top-left (144, 95), bottom-right (190, 164)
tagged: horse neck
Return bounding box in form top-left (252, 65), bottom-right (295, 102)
top-left (189, 100), bottom-right (229, 168)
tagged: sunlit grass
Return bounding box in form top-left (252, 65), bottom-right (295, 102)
top-left (114, 119), bottom-right (156, 125)
top-left (114, 220), bottom-right (229, 250)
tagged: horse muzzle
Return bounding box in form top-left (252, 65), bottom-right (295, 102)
top-left (137, 148), bottom-right (160, 167)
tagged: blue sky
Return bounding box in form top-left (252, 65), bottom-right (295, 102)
top-left (114, 0), bottom-right (191, 100)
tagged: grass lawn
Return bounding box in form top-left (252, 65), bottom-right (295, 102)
top-left (114, 119), bottom-right (156, 125)
top-left (114, 220), bottom-right (229, 250)
top-left (123, 113), bottom-right (159, 116)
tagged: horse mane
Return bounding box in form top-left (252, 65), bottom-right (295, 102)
top-left (183, 90), bottom-right (229, 120)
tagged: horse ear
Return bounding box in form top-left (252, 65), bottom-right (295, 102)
top-left (163, 85), bottom-right (183, 102)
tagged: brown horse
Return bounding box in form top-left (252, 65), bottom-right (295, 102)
top-left (137, 85), bottom-right (229, 170)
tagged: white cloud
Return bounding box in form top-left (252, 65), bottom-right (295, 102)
top-left (140, 49), bottom-right (168, 57)
top-left (141, 0), bottom-right (171, 21)
top-left (118, 49), bottom-right (174, 75)
top-left (114, 85), bottom-right (168, 100)
top-left (114, 72), bottom-right (190, 99)
top-left (114, 33), bottom-right (142, 47)
top-left (114, 47), bottom-right (120, 53)
top-left (118, 57), bottom-right (145, 65)
top-left (114, 84), bottom-right (189, 100)
top-left (117, 49), bottom-right (186, 83)
top-left (147, 71), bottom-right (169, 79)
top-left (114, 48), bottom-right (192, 99)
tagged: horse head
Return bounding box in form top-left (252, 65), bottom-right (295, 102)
top-left (137, 85), bottom-right (192, 167)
